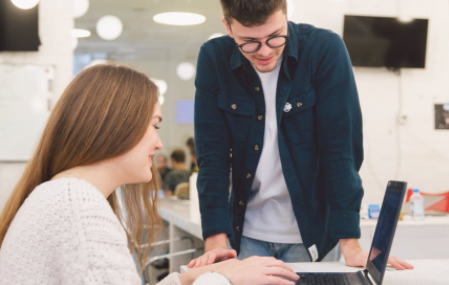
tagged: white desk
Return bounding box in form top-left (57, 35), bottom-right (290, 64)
top-left (158, 198), bottom-right (203, 272)
top-left (359, 216), bottom-right (449, 260)
top-left (159, 197), bottom-right (449, 271)
top-left (288, 259), bottom-right (449, 285)
top-left (180, 260), bottom-right (449, 284)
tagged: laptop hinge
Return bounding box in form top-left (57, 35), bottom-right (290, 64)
top-left (363, 269), bottom-right (375, 285)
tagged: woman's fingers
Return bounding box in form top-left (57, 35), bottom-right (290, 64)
top-left (263, 266), bottom-right (300, 281)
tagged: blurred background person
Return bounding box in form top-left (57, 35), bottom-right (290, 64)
top-left (186, 137), bottom-right (198, 172)
top-left (164, 149), bottom-right (191, 197)
top-left (156, 154), bottom-right (172, 184)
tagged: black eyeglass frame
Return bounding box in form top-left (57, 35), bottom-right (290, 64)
top-left (236, 35), bottom-right (289, 53)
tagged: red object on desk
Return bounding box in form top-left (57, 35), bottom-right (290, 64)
top-left (405, 188), bottom-right (449, 213)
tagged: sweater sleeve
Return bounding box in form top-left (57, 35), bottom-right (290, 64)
top-left (156, 273), bottom-right (182, 285)
top-left (192, 272), bottom-right (233, 285)
top-left (71, 182), bottom-right (142, 285)
top-left (156, 272), bottom-right (232, 285)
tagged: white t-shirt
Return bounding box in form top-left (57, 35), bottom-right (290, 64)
top-left (242, 59), bottom-right (303, 243)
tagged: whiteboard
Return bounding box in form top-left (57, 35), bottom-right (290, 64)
top-left (0, 64), bottom-right (54, 161)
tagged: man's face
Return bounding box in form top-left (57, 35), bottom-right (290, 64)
top-left (223, 9), bottom-right (288, 73)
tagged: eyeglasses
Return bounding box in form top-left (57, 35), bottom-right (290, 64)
top-left (237, 35), bottom-right (289, 53)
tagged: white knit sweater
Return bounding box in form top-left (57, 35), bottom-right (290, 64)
top-left (0, 178), bottom-right (231, 285)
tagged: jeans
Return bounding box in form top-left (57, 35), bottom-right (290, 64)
top-left (238, 236), bottom-right (341, 263)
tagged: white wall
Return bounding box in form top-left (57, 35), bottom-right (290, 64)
top-left (121, 52), bottom-right (196, 166)
top-left (1, 0), bottom-right (448, 212)
top-left (0, 0), bottom-right (74, 212)
top-left (291, 0), bottom-right (449, 204)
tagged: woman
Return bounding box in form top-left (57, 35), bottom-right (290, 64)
top-left (0, 65), bottom-right (299, 285)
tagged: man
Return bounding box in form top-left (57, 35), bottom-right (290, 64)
top-left (156, 154), bottom-right (172, 183)
top-left (190, 0), bottom-right (412, 270)
top-left (163, 149), bottom-right (191, 196)
top-left (186, 137), bottom-right (198, 172)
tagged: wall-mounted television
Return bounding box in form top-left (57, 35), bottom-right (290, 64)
top-left (0, 1), bottom-right (40, 51)
top-left (343, 15), bottom-right (428, 69)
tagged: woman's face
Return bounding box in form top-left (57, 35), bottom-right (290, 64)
top-left (116, 102), bottom-right (163, 184)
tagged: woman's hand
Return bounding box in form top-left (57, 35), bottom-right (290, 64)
top-left (180, 259), bottom-right (239, 285)
top-left (180, 256), bottom-right (299, 285)
top-left (215, 256), bottom-right (299, 285)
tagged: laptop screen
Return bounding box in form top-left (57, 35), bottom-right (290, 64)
top-left (366, 181), bottom-right (407, 284)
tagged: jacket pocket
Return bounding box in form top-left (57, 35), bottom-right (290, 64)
top-left (282, 88), bottom-right (317, 144)
top-left (217, 94), bottom-right (255, 143)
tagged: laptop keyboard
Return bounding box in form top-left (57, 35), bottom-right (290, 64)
top-left (296, 273), bottom-right (352, 285)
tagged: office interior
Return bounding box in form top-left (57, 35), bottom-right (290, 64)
top-left (0, 0), bottom-right (448, 284)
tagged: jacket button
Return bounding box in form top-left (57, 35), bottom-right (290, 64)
top-left (254, 145), bottom-right (259, 151)
top-left (255, 87), bottom-right (260, 91)
top-left (297, 102), bottom-right (303, 107)
top-left (231, 104), bottom-right (237, 110)
top-left (258, 115), bottom-right (263, 121)
top-left (236, 226), bottom-right (240, 232)
top-left (239, 200), bottom-right (245, 206)
top-left (246, 173), bottom-right (252, 179)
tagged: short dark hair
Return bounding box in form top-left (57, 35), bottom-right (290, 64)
top-left (220, 0), bottom-right (287, 27)
top-left (186, 137), bottom-right (195, 154)
top-left (171, 149), bottom-right (186, 163)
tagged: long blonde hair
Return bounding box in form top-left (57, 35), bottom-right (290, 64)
top-left (0, 64), bottom-right (162, 273)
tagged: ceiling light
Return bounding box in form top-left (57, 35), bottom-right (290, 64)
top-left (153, 12), bottom-right (206, 26)
top-left (208, 33), bottom-right (225, 40)
top-left (73, 0), bottom-right (89, 18)
top-left (10, 0), bottom-right (39, 10)
top-left (398, 16), bottom-right (414, 23)
top-left (72, 29), bottom-right (91, 38)
top-left (177, 62), bottom-right (196, 81)
top-left (158, 95), bottom-right (165, 105)
top-left (96, 15), bottom-right (123, 41)
top-left (151, 78), bottom-right (168, 95)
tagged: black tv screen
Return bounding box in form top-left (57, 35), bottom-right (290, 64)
top-left (343, 15), bottom-right (428, 68)
top-left (0, 0), bottom-right (40, 51)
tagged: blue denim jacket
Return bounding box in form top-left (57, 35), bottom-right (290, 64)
top-left (194, 22), bottom-right (364, 260)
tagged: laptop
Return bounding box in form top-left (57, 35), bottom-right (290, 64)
top-left (296, 180), bottom-right (407, 285)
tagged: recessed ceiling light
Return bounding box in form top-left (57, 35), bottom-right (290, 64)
top-left (11, 0), bottom-right (39, 10)
top-left (96, 15), bottom-right (123, 41)
top-left (151, 78), bottom-right (168, 95)
top-left (177, 62), bottom-right (196, 81)
top-left (73, 0), bottom-right (89, 18)
top-left (153, 12), bottom-right (206, 26)
top-left (71, 29), bottom-right (91, 38)
top-left (398, 16), bottom-right (414, 23)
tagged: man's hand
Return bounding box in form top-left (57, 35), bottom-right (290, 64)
top-left (340, 238), bottom-right (414, 270)
top-left (187, 233), bottom-right (237, 268)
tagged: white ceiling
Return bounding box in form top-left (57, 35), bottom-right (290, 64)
top-left (75, 0), bottom-right (227, 61)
